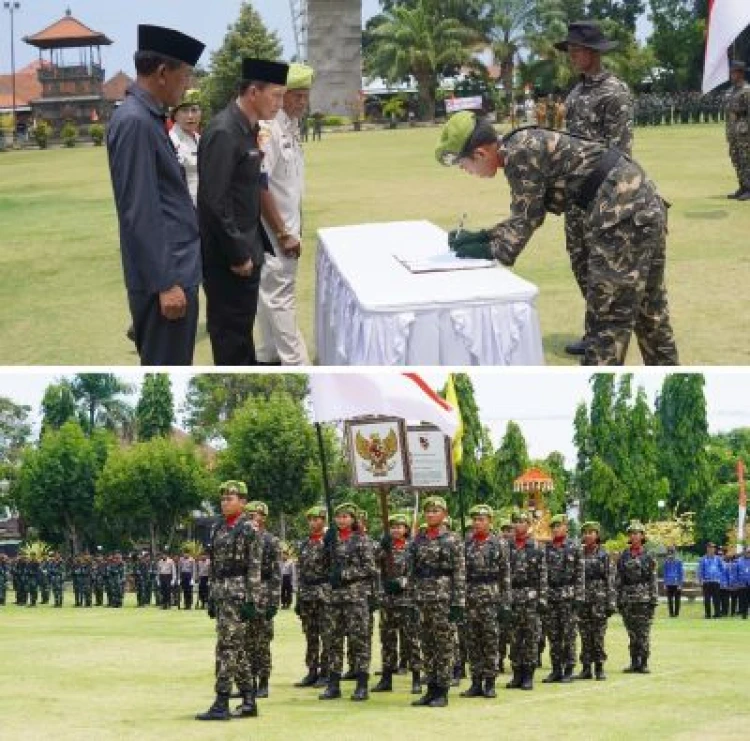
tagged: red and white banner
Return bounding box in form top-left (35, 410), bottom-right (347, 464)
top-left (309, 373), bottom-right (459, 437)
top-left (703, 0), bottom-right (750, 93)
top-left (738, 459), bottom-right (747, 554)
top-left (446, 96), bottom-right (484, 114)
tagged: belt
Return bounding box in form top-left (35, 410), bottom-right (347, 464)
top-left (467, 574), bottom-right (498, 585)
top-left (575, 148), bottom-right (622, 209)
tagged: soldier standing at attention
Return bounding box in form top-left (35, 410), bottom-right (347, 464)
top-left (48, 552), bottom-right (65, 608)
top-left (554, 21), bottom-right (634, 357)
top-left (93, 555), bottom-right (106, 606)
top-left (179, 551), bottom-right (198, 609)
top-left (26, 555), bottom-right (41, 607)
top-left (197, 481), bottom-right (261, 721)
top-left (197, 554), bottom-right (211, 610)
top-left (497, 519), bottom-right (514, 674)
top-left (542, 514), bottom-right (584, 684)
top-left (294, 506), bottom-right (330, 689)
top-left (0, 553), bottom-right (8, 605)
top-left (80, 555), bottom-right (94, 607)
top-left (244, 501), bottom-right (282, 699)
top-left (576, 522), bottom-right (615, 681)
top-left (460, 504), bottom-right (511, 700)
top-left (408, 496), bottom-right (466, 708)
top-left (726, 61), bottom-right (750, 200)
top-left (506, 511), bottom-right (548, 691)
top-left (319, 502), bottom-right (376, 703)
top-left (616, 522), bottom-right (658, 674)
top-left (111, 552), bottom-right (126, 608)
top-left (40, 556), bottom-right (51, 604)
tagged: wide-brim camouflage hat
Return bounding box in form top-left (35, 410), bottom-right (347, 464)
top-left (306, 505), bottom-right (327, 519)
top-left (245, 500), bottom-right (269, 516)
top-left (220, 480), bottom-right (248, 496)
top-left (581, 520), bottom-right (601, 533)
top-left (511, 510), bottom-right (530, 524)
top-left (287, 62), bottom-right (315, 90)
top-left (627, 520), bottom-right (646, 534)
top-left (389, 513), bottom-right (410, 527)
top-left (469, 504), bottom-right (494, 519)
top-left (334, 502), bottom-right (358, 517)
top-left (173, 88), bottom-right (202, 112)
top-left (554, 21), bottom-right (618, 53)
top-left (435, 111), bottom-right (478, 166)
top-left (550, 514), bottom-right (568, 527)
top-left (499, 519), bottom-right (512, 530)
top-left (423, 495), bottom-right (448, 512)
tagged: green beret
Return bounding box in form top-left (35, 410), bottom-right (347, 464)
top-left (435, 111), bottom-right (477, 166)
top-left (511, 510), bottom-right (530, 524)
top-left (423, 495), bottom-right (448, 512)
top-left (499, 519), bottom-right (512, 531)
top-left (389, 513), bottom-right (410, 527)
top-left (245, 501), bottom-right (269, 516)
top-left (550, 514), bottom-right (568, 527)
top-left (334, 502), bottom-right (358, 517)
top-left (287, 62), bottom-right (315, 90)
top-left (627, 520), bottom-right (645, 534)
top-left (469, 504), bottom-right (494, 519)
top-left (581, 521), bottom-right (601, 533)
top-left (220, 480), bottom-right (247, 496)
top-left (306, 506), bottom-right (327, 519)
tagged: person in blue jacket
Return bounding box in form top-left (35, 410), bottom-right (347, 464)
top-left (724, 552), bottom-right (742, 616)
top-left (697, 543), bottom-right (725, 619)
top-left (737, 548), bottom-right (750, 620)
top-left (662, 546), bottom-right (684, 618)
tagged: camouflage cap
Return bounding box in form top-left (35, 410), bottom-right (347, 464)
top-left (174, 88), bottom-right (201, 110)
top-left (306, 505), bottom-right (327, 519)
top-left (423, 495), bottom-right (448, 512)
top-left (245, 500), bottom-right (269, 516)
top-left (220, 480), bottom-right (248, 496)
top-left (626, 520), bottom-right (646, 534)
top-left (469, 504), bottom-right (494, 519)
top-left (389, 513), bottom-right (410, 527)
top-left (581, 520), bottom-right (601, 533)
top-left (435, 111), bottom-right (477, 166)
top-left (499, 519), bottom-right (513, 531)
top-left (550, 514), bottom-right (568, 527)
top-left (511, 510), bottom-right (530, 524)
top-left (334, 502), bottom-right (358, 517)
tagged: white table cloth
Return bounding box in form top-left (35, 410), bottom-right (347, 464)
top-left (315, 221), bottom-right (544, 366)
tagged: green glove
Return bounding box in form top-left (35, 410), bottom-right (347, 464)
top-left (266, 605), bottom-right (278, 620)
top-left (449, 605), bottom-right (465, 623)
top-left (453, 238), bottom-right (493, 260)
top-left (448, 228), bottom-right (490, 250)
top-left (239, 601), bottom-right (257, 622)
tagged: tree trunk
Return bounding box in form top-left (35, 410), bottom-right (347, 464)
top-left (416, 74), bottom-right (437, 121)
top-left (280, 511), bottom-right (287, 543)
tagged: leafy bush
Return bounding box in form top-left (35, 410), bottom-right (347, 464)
top-left (321, 115), bottom-right (350, 127)
top-left (89, 123), bottom-right (105, 146)
top-left (32, 120), bottom-right (52, 149)
top-left (61, 120), bottom-right (78, 148)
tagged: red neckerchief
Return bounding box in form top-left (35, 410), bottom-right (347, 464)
top-left (426, 526), bottom-right (442, 540)
top-left (225, 513), bottom-right (241, 528)
top-left (338, 528), bottom-right (352, 541)
top-left (393, 538), bottom-right (406, 550)
top-left (630, 546), bottom-right (644, 557)
top-left (515, 536), bottom-right (527, 549)
top-left (310, 533), bottom-right (323, 543)
top-left (474, 532), bottom-right (489, 543)
top-left (584, 543), bottom-right (598, 554)
top-left (553, 536), bottom-right (566, 548)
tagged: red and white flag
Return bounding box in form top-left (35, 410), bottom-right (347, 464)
top-left (703, 0), bottom-right (750, 93)
top-left (309, 373), bottom-right (459, 437)
top-left (738, 459), bottom-right (747, 554)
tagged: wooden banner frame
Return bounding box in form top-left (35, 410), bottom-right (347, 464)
top-left (405, 423), bottom-right (454, 491)
top-left (345, 416), bottom-right (411, 489)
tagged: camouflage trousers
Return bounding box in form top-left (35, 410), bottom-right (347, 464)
top-left (214, 598), bottom-right (252, 695)
top-left (299, 598), bottom-right (328, 673)
top-left (565, 205), bottom-right (589, 302)
top-left (728, 134), bottom-right (750, 189)
top-left (40, 577), bottom-right (50, 604)
top-left (583, 197), bottom-right (678, 366)
top-left (378, 604), bottom-right (422, 672)
top-left (50, 579), bottom-right (64, 607)
top-left (347, 603), bottom-right (375, 669)
top-left (509, 604), bottom-right (541, 670)
top-left (0, 581), bottom-right (6, 604)
top-left (135, 578), bottom-right (149, 606)
top-left (418, 601), bottom-right (455, 688)
top-left (498, 624), bottom-right (511, 666)
top-left (577, 607), bottom-right (609, 664)
top-left (466, 600), bottom-right (500, 679)
top-left (620, 602), bottom-right (654, 661)
top-left (323, 600), bottom-right (371, 675)
top-left (94, 584), bottom-right (104, 606)
top-left (27, 579), bottom-right (39, 606)
top-left (541, 601), bottom-right (577, 668)
top-left (246, 613), bottom-right (275, 679)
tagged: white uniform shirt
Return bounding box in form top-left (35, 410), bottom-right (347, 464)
top-left (169, 125), bottom-right (200, 206)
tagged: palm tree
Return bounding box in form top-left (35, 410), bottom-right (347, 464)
top-left (70, 374), bottom-right (135, 440)
top-left (367, 0), bottom-right (480, 120)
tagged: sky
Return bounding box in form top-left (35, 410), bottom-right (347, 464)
top-left (1, 370), bottom-right (748, 466)
top-left (0, 0), bottom-right (382, 76)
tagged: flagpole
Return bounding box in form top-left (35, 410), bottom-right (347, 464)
top-left (315, 422), bottom-right (335, 523)
top-left (738, 459), bottom-right (746, 555)
top-left (379, 484), bottom-right (395, 577)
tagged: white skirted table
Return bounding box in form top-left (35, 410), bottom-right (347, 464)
top-left (315, 220), bottom-right (544, 366)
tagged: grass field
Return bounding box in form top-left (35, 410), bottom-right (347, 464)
top-left (0, 123), bottom-right (748, 365)
top-left (1, 592), bottom-right (749, 740)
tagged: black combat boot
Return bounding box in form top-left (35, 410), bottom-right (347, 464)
top-left (314, 672), bottom-right (329, 688)
top-left (594, 662), bottom-right (607, 681)
top-left (411, 670), bottom-right (422, 694)
top-left (637, 657), bottom-right (650, 674)
top-left (341, 667), bottom-right (358, 681)
top-left (351, 672), bottom-right (369, 701)
top-left (294, 668), bottom-right (319, 688)
top-left (460, 675), bottom-right (484, 698)
top-left (256, 676), bottom-right (269, 699)
top-left (451, 663), bottom-right (462, 687)
top-left (195, 693), bottom-right (231, 721)
top-left (561, 664), bottom-right (574, 683)
top-left (483, 676), bottom-right (497, 698)
top-left (233, 687), bottom-right (258, 718)
top-left (542, 664), bottom-right (563, 683)
top-left (506, 667), bottom-right (523, 689)
top-left (412, 682), bottom-right (436, 706)
top-left (623, 651), bottom-right (639, 673)
top-left (371, 670), bottom-right (393, 692)
top-left (498, 659), bottom-right (505, 674)
top-left (565, 337), bottom-right (587, 356)
top-left (319, 672), bottom-right (342, 700)
top-left (398, 657), bottom-right (408, 674)
top-left (520, 666), bottom-right (534, 691)
top-left (428, 685), bottom-right (448, 707)
top-left (576, 663), bottom-right (593, 680)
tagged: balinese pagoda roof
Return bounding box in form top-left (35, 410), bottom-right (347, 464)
top-left (514, 467), bottom-right (553, 485)
top-left (23, 10), bottom-right (112, 50)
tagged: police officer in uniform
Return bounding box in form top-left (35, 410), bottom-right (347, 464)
top-left (107, 25), bottom-right (205, 365)
top-left (198, 58), bottom-right (289, 365)
top-left (257, 63), bottom-right (315, 365)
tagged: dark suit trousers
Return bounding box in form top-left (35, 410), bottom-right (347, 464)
top-left (204, 266), bottom-right (261, 366)
top-left (128, 287), bottom-right (198, 366)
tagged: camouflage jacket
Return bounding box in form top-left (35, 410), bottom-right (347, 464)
top-left (47, 561), bottom-right (65, 586)
top-left (368, 535), bottom-right (382, 603)
top-left (208, 514), bottom-right (262, 604)
top-left (73, 563), bottom-right (92, 587)
top-left (464, 533), bottom-right (511, 607)
top-left (508, 538), bottom-right (548, 608)
top-left (134, 561), bottom-right (151, 582)
top-left (379, 539), bottom-right (414, 608)
top-left (565, 71), bottom-right (634, 155)
top-left (25, 561), bottom-right (41, 584)
top-left (544, 539), bottom-right (585, 603)
top-left (257, 529), bottom-right (282, 610)
top-left (616, 549), bottom-right (658, 606)
top-left (323, 531), bottom-right (376, 605)
top-left (490, 128), bottom-right (662, 266)
top-left (93, 563), bottom-right (107, 587)
top-left (726, 83), bottom-right (750, 137)
top-left (407, 529), bottom-right (466, 608)
top-left (296, 535), bottom-right (329, 602)
top-left (582, 546), bottom-right (616, 614)
top-left (107, 563), bottom-right (126, 585)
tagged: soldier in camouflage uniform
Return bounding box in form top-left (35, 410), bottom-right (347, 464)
top-left (577, 521), bottom-right (616, 680)
top-left (408, 496), bottom-right (466, 708)
top-left (26, 556), bottom-right (41, 607)
top-left (437, 112), bottom-right (678, 366)
top-left (372, 513), bottom-right (423, 695)
top-left (48, 553), bottom-right (65, 607)
top-left (553, 21), bottom-right (634, 357)
top-left (92, 556), bottom-right (105, 606)
top-left (505, 511), bottom-right (548, 691)
top-left (319, 502), bottom-right (376, 702)
top-left (616, 521), bottom-right (658, 674)
top-left (197, 480), bottom-right (262, 722)
top-left (460, 504), bottom-right (511, 700)
top-left (541, 514), bottom-right (584, 684)
top-left (40, 557), bottom-right (51, 604)
top-left (243, 500), bottom-right (282, 699)
top-left (80, 555), bottom-right (93, 607)
top-left (726, 61), bottom-right (750, 201)
top-left (294, 505), bottom-right (330, 688)
top-left (135, 553), bottom-right (151, 607)
top-left (109, 552), bottom-right (126, 608)
top-left (0, 553), bottom-right (8, 605)
top-left (496, 519), bottom-right (514, 673)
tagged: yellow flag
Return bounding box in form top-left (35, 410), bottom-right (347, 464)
top-left (445, 374), bottom-right (464, 469)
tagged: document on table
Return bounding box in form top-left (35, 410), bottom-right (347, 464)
top-left (392, 251), bottom-right (496, 274)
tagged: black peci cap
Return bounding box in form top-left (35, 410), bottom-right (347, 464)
top-left (138, 24), bottom-right (205, 67)
top-left (242, 58), bottom-right (289, 85)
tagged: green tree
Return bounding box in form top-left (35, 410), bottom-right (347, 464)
top-left (494, 421), bottom-right (530, 507)
top-left (587, 454), bottom-right (629, 533)
top-left (136, 374), bottom-right (174, 441)
top-left (573, 400), bottom-right (592, 510)
top-left (40, 381), bottom-right (78, 435)
top-left (590, 374), bottom-right (617, 465)
top-left (696, 483), bottom-right (741, 547)
top-left (0, 396), bottom-right (31, 465)
top-left (70, 374), bottom-right (135, 440)
top-left (201, 2), bottom-right (283, 114)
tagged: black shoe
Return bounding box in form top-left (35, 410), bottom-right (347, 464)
top-left (256, 676), bottom-right (269, 698)
top-left (196, 694), bottom-right (231, 721)
top-left (233, 689), bottom-right (258, 718)
top-left (623, 654), bottom-right (640, 673)
top-left (428, 685), bottom-right (448, 708)
top-left (126, 326), bottom-right (136, 343)
top-left (351, 672), bottom-right (369, 701)
top-left (319, 672), bottom-right (341, 700)
top-left (314, 674), bottom-right (329, 688)
top-left (728, 187), bottom-right (744, 199)
top-left (460, 676), bottom-right (484, 698)
top-left (636, 659), bottom-right (650, 674)
top-left (520, 667), bottom-right (534, 691)
top-left (576, 664), bottom-right (593, 680)
top-left (483, 677), bottom-right (497, 698)
top-left (341, 668), bottom-right (358, 681)
top-left (371, 670), bottom-right (392, 692)
top-left (565, 337), bottom-right (587, 356)
top-left (412, 682), bottom-right (436, 706)
top-left (737, 190), bottom-right (750, 201)
top-left (498, 659), bottom-right (505, 674)
top-left (294, 670), bottom-right (319, 688)
top-left (594, 662), bottom-right (607, 681)
top-left (542, 665), bottom-right (563, 684)
top-left (411, 670), bottom-right (422, 694)
top-left (451, 664), bottom-right (462, 687)
top-left (561, 664), bottom-right (574, 683)
top-left (506, 668), bottom-right (523, 689)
